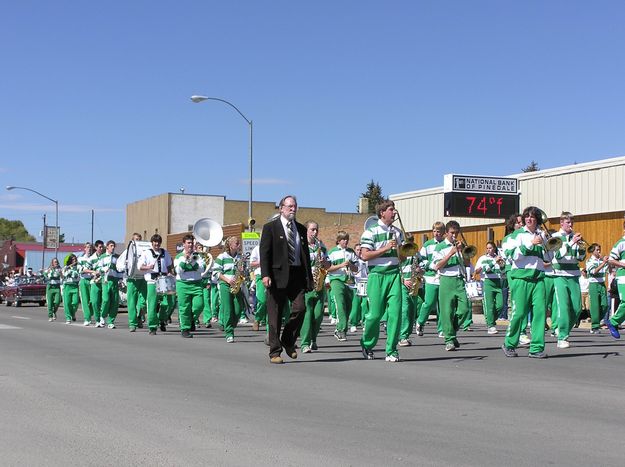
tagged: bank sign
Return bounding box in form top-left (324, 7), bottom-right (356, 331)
top-left (443, 174), bottom-right (518, 194)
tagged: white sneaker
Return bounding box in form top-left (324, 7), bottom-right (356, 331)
top-left (99, 318), bottom-right (105, 326)
top-left (107, 323), bottom-right (115, 329)
top-left (83, 320), bottom-right (90, 326)
top-left (416, 324), bottom-right (424, 336)
top-left (590, 329), bottom-right (601, 334)
top-left (487, 326), bottom-right (498, 335)
top-left (330, 317), bottom-right (337, 325)
top-left (385, 354), bottom-right (401, 362)
top-left (238, 317), bottom-right (248, 324)
top-left (95, 322), bottom-right (104, 328)
top-left (557, 340), bottom-right (570, 349)
top-left (519, 334), bottom-right (531, 346)
top-left (65, 320), bottom-right (72, 325)
top-left (48, 317), bottom-right (54, 322)
top-left (398, 339), bottom-right (412, 347)
top-left (226, 336), bottom-right (234, 343)
top-left (438, 331), bottom-right (445, 338)
top-left (349, 325), bottom-right (357, 333)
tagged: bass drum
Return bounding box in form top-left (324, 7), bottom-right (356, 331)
top-left (356, 280), bottom-right (368, 297)
top-left (118, 240), bottom-right (152, 279)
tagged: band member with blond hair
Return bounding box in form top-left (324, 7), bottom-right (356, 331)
top-left (359, 199), bottom-right (403, 362)
top-left (398, 251), bottom-right (424, 347)
top-left (327, 230), bottom-right (358, 342)
top-left (551, 211), bottom-right (586, 348)
top-left (416, 222), bottom-right (445, 337)
top-left (215, 236), bottom-right (246, 343)
top-left (300, 221), bottom-right (330, 353)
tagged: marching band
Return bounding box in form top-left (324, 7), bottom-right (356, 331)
top-left (2, 199), bottom-right (623, 364)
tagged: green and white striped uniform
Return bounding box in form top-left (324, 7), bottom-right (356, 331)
top-left (44, 266), bottom-right (62, 318)
top-left (214, 251), bottom-right (245, 339)
top-left (301, 241), bottom-right (328, 348)
top-left (62, 265), bottom-right (80, 321)
top-left (432, 239), bottom-right (469, 344)
top-left (77, 252), bottom-right (93, 322)
top-left (586, 254), bottom-right (608, 330)
top-left (327, 245), bottom-right (357, 334)
top-left (100, 253), bottom-right (121, 325)
top-left (608, 237), bottom-right (625, 328)
top-left (399, 254), bottom-right (424, 340)
top-left (475, 254), bottom-right (503, 328)
top-left (551, 230), bottom-right (585, 341)
top-left (359, 220), bottom-right (403, 358)
top-left (175, 252), bottom-right (206, 332)
top-left (416, 238), bottom-right (443, 330)
top-left (327, 246), bottom-right (358, 281)
top-left (502, 226), bottom-right (546, 353)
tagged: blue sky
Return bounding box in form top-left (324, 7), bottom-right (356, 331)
top-left (2, 1), bottom-right (624, 244)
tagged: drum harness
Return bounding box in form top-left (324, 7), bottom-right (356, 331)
top-left (150, 248), bottom-right (167, 280)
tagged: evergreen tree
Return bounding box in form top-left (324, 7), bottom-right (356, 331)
top-left (360, 180), bottom-right (384, 214)
top-left (522, 160), bottom-right (540, 172)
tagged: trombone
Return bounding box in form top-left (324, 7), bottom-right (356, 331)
top-left (458, 232), bottom-right (477, 260)
top-left (391, 210), bottom-right (419, 261)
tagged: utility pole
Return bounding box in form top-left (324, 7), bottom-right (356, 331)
top-left (42, 213), bottom-right (46, 272)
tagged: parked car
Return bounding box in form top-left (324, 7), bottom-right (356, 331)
top-left (1, 276), bottom-right (47, 307)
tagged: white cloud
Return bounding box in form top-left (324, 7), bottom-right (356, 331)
top-left (0, 203), bottom-right (123, 213)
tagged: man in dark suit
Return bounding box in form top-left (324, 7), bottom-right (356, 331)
top-left (260, 195), bottom-right (313, 364)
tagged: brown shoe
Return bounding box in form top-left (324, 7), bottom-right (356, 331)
top-left (270, 356), bottom-right (284, 364)
top-left (252, 321), bottom-right (260, 331)
top-left (285, 347), bottom-right (297, 359)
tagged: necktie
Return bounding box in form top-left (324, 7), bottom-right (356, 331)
top-left (287, 221), bottom-right (296, 264)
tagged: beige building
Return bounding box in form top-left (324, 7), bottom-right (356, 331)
top-left (125, 193), bottom-right (370, 250)
top-left (390, 156), bottom-right (625, 255)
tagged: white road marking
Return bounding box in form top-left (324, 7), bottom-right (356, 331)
top-left (0, 324), bottom-right (22, 330)
top-left (11, 316), bottom-right (31, 320)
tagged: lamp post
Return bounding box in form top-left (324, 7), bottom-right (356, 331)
top-left (190, 95), bottom-right (254, 228)
top-left (6, 185), bottom-right (59, 261)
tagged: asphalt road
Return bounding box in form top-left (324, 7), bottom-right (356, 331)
top-left (1, 303), bottom-right (624, 467)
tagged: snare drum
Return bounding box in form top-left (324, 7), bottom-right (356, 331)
top-left (156, 276), bottom-right (176, 295)
top-left (464, 281), bottom-right (483, 302)
top-left (356, 280), bottom-right (368, 297)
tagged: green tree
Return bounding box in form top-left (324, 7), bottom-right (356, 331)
top-left (0, 218), bottom-right (36, 242)
top-left (522, 160), bottom-right (540, 172)
top-left (360, 180), bottom-right (384, 214)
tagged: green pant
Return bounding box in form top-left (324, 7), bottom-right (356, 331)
top-left (90, 282), bottom-right (103, 321)
top-left (101, 279), bottom-right (119, 324)
top-left (328, 291), bottom-right (336, 319)
top-left (202, 283), bottom-right (212, 325)
top-left (400, 286), bottom-right (424, 340)
top-left (544, 275), bottom-right (556, 328)
top-left (609, 281), bottom-right (625, 327)
top-left (127, 278), bottom-right (147, 328)
top-left (438, 276), bottom-right (468, 344)
top-left (254, 277), bottom-right (267, 325)
top-left (330, 279), bottom-right (353, 333)
top-left (417, 282), bottom-right (441, 333)
top-left (349, 292), bottom-right (368, 327)
top-left (482, 278), bottom-right (503, 327)
top-left (176, 280), bottom-right (204, 332)
top-left (588, 282), bottom-right (607, 331)
top-left (147, 283), bottom-right (174, 330)
top-left (218, 283), bottom-right (243, 338)
top-left (46, 285), bottom-right (61, 318)
top-left (211, 283), bottom-right (220, 320)
top-left (79, 279), bottom-right (93, 321)
top-left (360, 270), bottom-right (402, 357)
top-left (62, 283), bottom-right (79, 321)
top-left (300, 289), bottom-right (325, 347)
top-left (505, 277), bottom-right (546, 353)
top-left (553, 276), bottom-right (581, 340)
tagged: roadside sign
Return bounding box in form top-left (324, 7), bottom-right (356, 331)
top-left (241, 231), bottom-right (260, 263)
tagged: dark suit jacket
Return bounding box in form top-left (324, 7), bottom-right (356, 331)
top-left (260, 217), bottom-right (313, 290)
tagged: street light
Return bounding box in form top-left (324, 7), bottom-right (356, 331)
top-left (190, 95), bottom-right (254, 228)
top-left (6, 185), bottom-right (59, 261)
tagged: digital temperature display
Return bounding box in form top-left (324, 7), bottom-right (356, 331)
top-left (444, 192), bottom-right (519, 219)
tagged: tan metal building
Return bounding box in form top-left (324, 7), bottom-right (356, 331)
top-left (125, 193), bottom-right (369, 250)
top-left (390, 156), bottom-right (625, 257)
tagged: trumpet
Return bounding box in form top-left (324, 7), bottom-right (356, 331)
top-left (391, 210), bottom-right (419, 261)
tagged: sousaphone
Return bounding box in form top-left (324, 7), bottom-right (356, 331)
top-left (192, 218), bottom-right (224, 270)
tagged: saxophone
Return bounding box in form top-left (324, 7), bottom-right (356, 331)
top-left (408, 256), bottom-right (423, 297)
top-left (229, 256), bottom-right (246, 295)
top-left (312, 238), bottom-right (327, 292)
